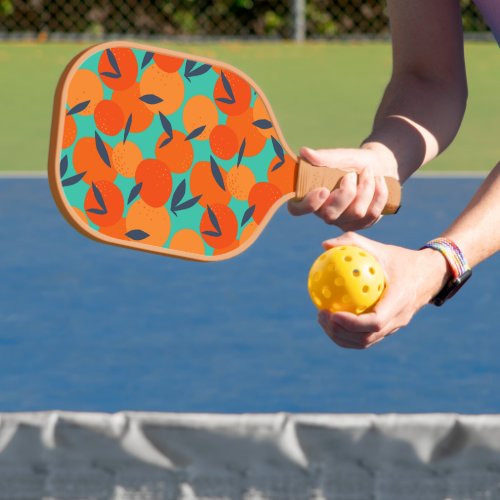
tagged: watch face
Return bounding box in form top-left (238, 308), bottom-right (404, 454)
top-left (432, 269), bottom-right (472, 306)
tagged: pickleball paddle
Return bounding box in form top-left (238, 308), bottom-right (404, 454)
top-left (48, 42), bottom-right (401, 262)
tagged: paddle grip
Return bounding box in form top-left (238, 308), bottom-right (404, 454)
top-left (294, 158), bottom-right (401, 215)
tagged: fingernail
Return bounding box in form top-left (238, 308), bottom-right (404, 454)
top-left (319, 189), bottom-right (329, 200)
top-left (300, 146), bottom-right (314, 157)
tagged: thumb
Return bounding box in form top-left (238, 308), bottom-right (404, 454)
top-left (322, 231), bottom-right (367, 250)
top-left (300, 147), bottom-right (367, 171)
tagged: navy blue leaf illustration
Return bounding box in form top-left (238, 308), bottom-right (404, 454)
top-left (185, 125), bottom-right (206, 141)
top-left (210, 156), bottom-right (225, 190)
top-left (126, 229), bottom-right (150, 240)
top-left (202, 230), bottom-right (221, 237)
top-left (241, 205), bottom-right (255, 226)
top-left (159, 112), bottom-right (173, 136)
top-left (141, 51), bottom-right (154, 69)
top-left (139, 94), bottom-right (163, 105)
top-left (271, 136), bottom-right (285, 161)
top-left (67, 100), bottom-right (90, 116)
top-left (184, 60), bottom-right (195, 78)
top-left (192, 63), bottom-right (211, 76)
top-left (86, 207), bottom-right (107, 215)
top-left (216, 71), bottom-right (235, 104)
top-left (216, 97), bottom-right (235, 105)
top-left (60, 155), bottom-right (68, 178)
top-left (94, 132), bottom-right (111, 167)
top-left (100, 71), bottom-right (121, 79)
top-left (128, 182), bottom-right (142, 204)
top-left (205, 205), bottom-right (221, 236)
top-left (184, 60), bottom-right (211, 81)
top-left (101, 49), bottom-right (122, 78)
top-left (237, 139), bottom-right (246, 167)
top-left (252, 119), bottom-right (272, 129)
top-left (123, 114), bottom-right (132, 143)
top-left (271, 159), bottom-right (285, 172)
top-left (158, 112), bottom-right (173, 147)
top-left (62, 171), bottom-right (86, 187)
top-left (174, 195), bottom-right (202, 213)
top-left (171, 180), bottom-right (202, 215)
top-left (91, 182), bottom-right (107, 214)
top-left (159, 137), bottom-right (173, 148)
top-left (171, 180), bottom-right (186, 209)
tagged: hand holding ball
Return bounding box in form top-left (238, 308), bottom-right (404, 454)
top-left (308, 245), bottom-right (385, 314)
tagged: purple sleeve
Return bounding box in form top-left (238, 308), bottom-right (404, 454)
top-left (473, 0), bottom-right (500, 45)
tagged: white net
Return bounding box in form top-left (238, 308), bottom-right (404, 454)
top-left (1, 412), bottom-right (500, 499)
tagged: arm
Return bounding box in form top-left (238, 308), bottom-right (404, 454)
top-left (289, 0), bottom-right (468, 229)
top-left (364, 0), bottom-right (468, 181)
top-left (318, 163), bottom-right (500, 349)
top-left (442, 162), bottom-right (500, 267)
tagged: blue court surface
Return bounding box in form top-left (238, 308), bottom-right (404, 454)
top-left (0, 176), bottom-right (498, 413)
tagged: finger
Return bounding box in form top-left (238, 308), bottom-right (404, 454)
top-left (329, 316), bottom-right (391, 349)
top-left (319, 311), bottom-right (370, 349)
top-left (330, 311), bottom-right (385, 335)
top-left (316, 172), bottom-right (358, 223)
top-left (343, 165), bottom-right (376, 220)
top-left (327, 168), bottom-right (378, 231)
top-left (330, 336), bottom-right (365, 349)
top-left (370, 176), bottom-right (389, 216)
top-left (299, 147), bottom-right (370, 170)
top-left (353, 176), bottom-right (388, 227)
top-left (320, 322), bottom-right (365, 349)
top-left (322, 231), bottom-right (369, 250)
top-left (288, 187), bottom-right (330, 216)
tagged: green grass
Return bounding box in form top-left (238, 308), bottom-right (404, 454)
top-left (0, 41), bottom-right (497, 172)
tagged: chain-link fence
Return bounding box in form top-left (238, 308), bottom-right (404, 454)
top-left (0, 0), bottom-right (491, 40)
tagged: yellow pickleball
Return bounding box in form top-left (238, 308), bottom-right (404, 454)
top-left (308, 245), bottom-right (385, 314)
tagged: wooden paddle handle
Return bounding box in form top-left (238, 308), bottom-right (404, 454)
top-left (294, 158), bottom-right (401, 215)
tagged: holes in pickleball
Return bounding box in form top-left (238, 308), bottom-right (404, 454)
top-left (362, 285), bottom-right (369, 293)
top-left (356, 306), bottom-right (366, 314)
top-left (322, 286), bottom-right (332, 299)
top-left (327, 264), bottom-right (335, 272)
top-left (359, 251), bottom-right (367, 257)
top-left (312, 294), bottom-right (323, 308)
top-left (378, 284), bottom-right (383, 291)
top-left (313, 271), bottom-right (321, 282)
top-left (369, 267), bottom-right (376, 275)
top-left (334, 277), bottom-right (344, 287)
top-left (352, 269), bottom-right (360, 277)
top-left (342, 295), bottom-right (351, 304)
top-left (344, 256), bottom-right (352, 262)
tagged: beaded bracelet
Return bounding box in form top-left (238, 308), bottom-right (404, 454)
top-left (421, 237), bottom-right (472, 306)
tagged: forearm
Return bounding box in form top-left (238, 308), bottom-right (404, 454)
top-left (361, 0), bottom-right (467, 182)
top-left (363, 73), bottom-right (467, 182)
top-left (441, 162), bottom-right (500, 267)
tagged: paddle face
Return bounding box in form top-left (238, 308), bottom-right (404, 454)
top-left (49, 42), bottom-right (297, 262)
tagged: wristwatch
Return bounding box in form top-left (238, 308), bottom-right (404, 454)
top-left (421, 238), bottom-right (472, 306)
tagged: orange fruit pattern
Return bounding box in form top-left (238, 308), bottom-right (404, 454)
top-left (94, 100), bottom-right (125, 136)
top-left (84, 180), bottom-right (124, 227)
top-left (135, 159), bottom-right (173, 208)
top-left (57, 46), bottom-right (296, 260)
